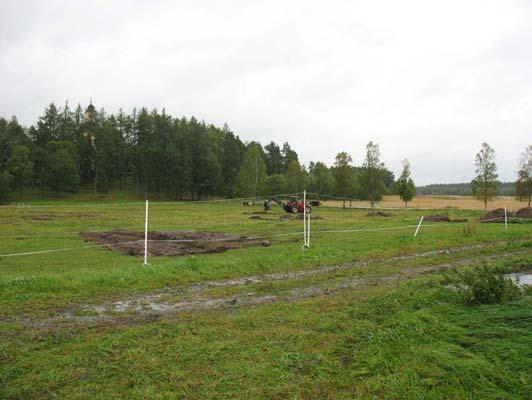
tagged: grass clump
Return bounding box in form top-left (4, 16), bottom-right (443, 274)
top-left (446, 264), bottom-right (522, 304)
top-left (462, 222), bottom-right (478, 236)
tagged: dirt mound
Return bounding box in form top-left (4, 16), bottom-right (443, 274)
top-left (452, 218), bottom-right (469, 223)
top-left (366, 211), bottom-right (391, 217)
top-left (481, 208), bottom-right (515, 222)
top-left (80, 230), bottom-right (267, 257)
top-left (425, 215), bottom-right (450, 222)
top-left (516, 207), bottom-right (532, 219)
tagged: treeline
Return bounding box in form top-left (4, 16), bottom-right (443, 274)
top-left (418, 182), bottom-right (516, 196)
top-left (0, 102), bottom-right (398, 201)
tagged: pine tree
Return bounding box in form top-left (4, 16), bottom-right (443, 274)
top-left (265, 141), bottom-right (283, 174)
top-left (471, 143), bottom-right (498, 209)
top-left (281, 142), bottom-right (298, 173)
top-left (44, 141), bottom-right (80, 193)
top-left (396, 159), bottom-right (416, 208)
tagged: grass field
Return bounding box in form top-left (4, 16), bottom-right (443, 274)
top-left (1, 197), bottom-right (531, 399)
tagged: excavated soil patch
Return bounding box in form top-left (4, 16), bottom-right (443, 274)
top-left (425, 215), bottom-right (451, 222)
top-left (481, 208), bottom-right (515, 222)
top-left (516, 207), bottom-right (532, 219)
top-left (80, 230), bottom-right (268, 257)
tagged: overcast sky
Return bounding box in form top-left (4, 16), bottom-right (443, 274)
top-left (1, 0), bottom-right (531, 184)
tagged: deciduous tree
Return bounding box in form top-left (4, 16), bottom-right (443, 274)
top-left (234, 143), bottom-right (267, 197)
top-left (360, 141), bottom-right (386, 208)
top-left (471, 143), bottom-right (498, 209)
top-left (396, 159), bottom-right (416, 208)
top-left (516, 145), bottom-right (532, 206)
top-left (333, 152), bottom-right (353, 208)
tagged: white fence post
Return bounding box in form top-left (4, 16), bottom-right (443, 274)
top-left (302, 190), bottom-right (310, 249)
top-left (143, 199), bottom-right (149, 265)
top-left (414, 215), bottom-right (424, 237)
top-left (307, 212), bottom-right (310, 248)
top-left (504, 205), bottom-right (508, 231)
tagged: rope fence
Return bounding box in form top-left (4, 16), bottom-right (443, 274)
top-left (0, 191), bottom-right (528, 260)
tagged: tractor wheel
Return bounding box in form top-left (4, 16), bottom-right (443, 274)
top-left (306, 206), bottom-right (311, 214)
top-left (291, 206), bottom-right (299, 213)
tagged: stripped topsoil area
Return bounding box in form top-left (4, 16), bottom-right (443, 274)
top-left (80, 230), bottom-right (269, 257)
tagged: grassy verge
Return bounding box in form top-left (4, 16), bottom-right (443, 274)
top-left (1, 256), bottom-right (530, 399)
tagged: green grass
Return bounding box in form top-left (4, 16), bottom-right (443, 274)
top-left (1, 267), bottom-right (531, 399)
top-left (0, 199), bottom-right (531, 398)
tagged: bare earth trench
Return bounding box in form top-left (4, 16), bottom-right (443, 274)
top-left (11, 241), bottom-right (530, 330)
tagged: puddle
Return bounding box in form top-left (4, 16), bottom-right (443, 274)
top-left (506, 272), bottom-right (532, 286)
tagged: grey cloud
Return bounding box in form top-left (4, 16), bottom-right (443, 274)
top-left (1, 0), bottom-right (531, 184)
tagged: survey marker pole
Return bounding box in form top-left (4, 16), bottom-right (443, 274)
top-left (504, 205), bottom-right (508, 231)
top-left (143, 199), bottom-right (149, 265)
top-left (302, 190), bottom-right (309, 249)
top-left (414, 215), bottom-right (424, 237)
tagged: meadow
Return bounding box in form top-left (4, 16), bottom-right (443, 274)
top-left (1, 196), bottom-right (531, 399)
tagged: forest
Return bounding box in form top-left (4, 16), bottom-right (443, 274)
top-left (0, 102), bottom-right (396, 201)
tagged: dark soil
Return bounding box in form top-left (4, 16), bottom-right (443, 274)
top-left (424, 215), bottom-right (450, 222)
top-left (367, 211), bottom-right (391, 217)
top-left (481, 208), bottom-right (515, 222)
top-left (80, 230), bottom-right (267, 257)
top-left (516, 207), bottom-right (532, 219)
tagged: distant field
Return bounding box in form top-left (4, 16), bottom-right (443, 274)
top-left (323, 195), bottom-right (529, 211)
top-left (1, 199), bottom-right (531, 398)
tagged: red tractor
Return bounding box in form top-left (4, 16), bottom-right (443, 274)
top-left (264, 195), bottom-right (311, 213)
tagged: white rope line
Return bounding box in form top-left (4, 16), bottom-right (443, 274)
top-left (0, 201), bottom-right (145, 209)
top-left (2, 215), bottom-right (525, 258)
top-left (0, 239), bottom-right (145, 258)
top-left (0, 215), bottom-right (525, 241)
top-left (0, 193), bottom-right (303, 209)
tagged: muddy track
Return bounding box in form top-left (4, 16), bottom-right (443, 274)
top-left (81, 240), bottom-right (524, 308)
top-left (13, 245), bottom-right (531, 331)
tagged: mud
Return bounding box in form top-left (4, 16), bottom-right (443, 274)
top-left (16, 248), bottom-right (528, 331)
top-left (506, 272), bottom-right (532, 286)
top-left (79, 230), bottom-right (268, 257)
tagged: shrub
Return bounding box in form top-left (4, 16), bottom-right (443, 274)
top-left (446, 264), bottom-right (521, 304)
